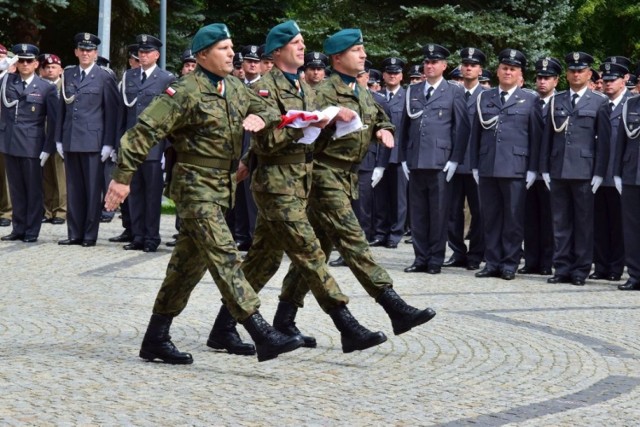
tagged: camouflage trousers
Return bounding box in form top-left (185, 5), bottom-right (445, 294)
top-left (241, 192), bottom-right (349, 313)
top-left (152, 205), bottom-right (260, 321)
top-left (281, 184), bottom-right (393, 307)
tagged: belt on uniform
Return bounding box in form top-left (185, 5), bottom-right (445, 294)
top-left (314, 153), bottom-right (359, 172)
top-left (176, 153), bottom-right (233, 171)
top-left (256, 152), bottom-right (313, 165)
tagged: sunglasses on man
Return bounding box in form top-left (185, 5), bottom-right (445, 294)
top-left (18, 58), bottom-right (35, 64)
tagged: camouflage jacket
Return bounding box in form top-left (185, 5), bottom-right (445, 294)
top-left (313, 73), bottom-right (394, 199)
top-left (112, 66), bottom-right (280, 217)
top-left (250, 67), bottom-right (318, 198)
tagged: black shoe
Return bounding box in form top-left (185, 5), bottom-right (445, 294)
top-left (0, 218), bottom-right (11, 227)
top-left (1, 232), bottom-right (24, 241)
top-left (385, 241), bottom-right (398, 249)
top-left (539, 268), bottom-right (553, 275)
top-left (81, 240), bottom-right (96, 247)
top-left (547, 274), bottom-right (571, 284)
top-left (517, 266), bottom-right (539, 274)
top-left (607, 273), bottom-right (621, 282)
top-left (242, 312), bottom-right (304, 362)
top-left (404, 263), bottom-right (429, 273)
top-left (368, 238), bottom-right (386, 247)
top-left (100, 214), bottom-right (113, 223)
top-left (124, 242), bottom-right (144, 251)
top-left (22, 236), bottom-right (38, 243)
top-left (165, 239), bottom-right (177, 247)
top-left (466, 262), bottom-right (480, 270)
top-left (42, 217), bottom-right (51, 223)
top-left (139, 314), bottom-right (193, 364)
top-left (443, 257), bottom-right (466, 268)
top-left (403, 230), bottom-right (411, 237)
top-left (377, 288), bottom-right (436, 335)
top-left (273, 301), bottom-right (317, 348)
top-left (588, 272), bottom-right (608, 280)
top-left (329, 256), bottom-right (347, 267)
top-left (329, 305), bottom-right (387, 353)
top-left (501, 270), bottom-right (516, 280)
top-left (236, 241), bottom-right (252, 251)
top-left (427, 265), bottom-right (441, 274)
top-left (475, 267), bottom-right (501, 278)
top-left (58, 238), bottom-right (82, 245)
top-left (618, 279), bottom-right (640, 291)
top-left (571, 276), bottom-right (585, 286)
top-left (50, 217), bottom-right (66, 225)
top-left (207, 305), bottom-right (256, 356)
top-left (108, 231), bottom-right (133, 243)
top-left (143, 243), bottom-right (158, 253)
top-left (404, 238), bottom-right (413, 244)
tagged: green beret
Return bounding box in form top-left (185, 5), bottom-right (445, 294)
top-left (191, 23), bottom-right (231, 54)
top-left (265, 20), bottom-right (301, 55)
top-left (324, 29), bottom-right (363, 56)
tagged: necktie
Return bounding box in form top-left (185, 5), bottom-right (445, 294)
top-left (571, 93), bottom-right (579, 107)
top-left (500, 91), bottom-right (508, 105)
top-left (539, 99), bottom-right (545, 108)
top-left (141, 72), bottom-right (147, 84)
top-left (216, 80), bottom-right (225, 96)
top-left (609, 102), bottom-right (615, 112)
top-left (426, 86), bottom-right (434, 101)
top-left (22, 81), bottom-right (27, 90)
top-left (465, 91), bottom-right (471, 100)
top-left (388, 91), bottom-right (394, 101)
top-left (80, 70), bottom-right (86, 82)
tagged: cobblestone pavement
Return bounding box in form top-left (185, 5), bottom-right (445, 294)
top-left (1, 216), bottom-right (639, 426)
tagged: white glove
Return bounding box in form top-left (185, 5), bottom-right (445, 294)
top-left (0, 55), bottom-right (19, 71)
top-left (591, 175), bottom-right (603, 194)
top-left (525, 171), bottom-right (536, 189)
top-left (472, 169), bottom-right (479, 185)
top-left (110, 149), bottom-right (118, 163)
top-left (161, 154), bottom-right (166, 170)
top-left (56, 142), bottom-right (64, 159)
top-left (39, 152), bottom-right (50, 167)
top-left (101, 145), bottom-right (113, 163)
top-left (542, 173), bottom-right (551, 190)
top-left (443, 161), bottom-right (458, 182)
top-left (401, 161), bottom-right (410, 181)
top-left (371, 166), bottom-right (384, 188)
top-left (614, 176), bottom-right (622, 195)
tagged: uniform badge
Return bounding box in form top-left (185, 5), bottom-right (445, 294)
top-left (141, 34), bottom-right (148, 43)
top-left (21, 44), bottom-right (27, 53)
top-left (258, 89), bottom-right (270, 97)
top-left (293, 22), bottom-right (300, 32)
top-left (612, 57), bottom-right (617, 64)
top-left (468, 48), bottom-right (475, 59)
top-left (223, 25), bottom-right (231, 37)
top-left (32, 106), bottom-right (35, 112)
top-left (165, 87), bottom-right (176, 97)
top-left (313, 52), bottom-right (319, 60)
top-left (391, 58), bottom-right (396, 65)
top-left (428, 44), bottom-right (434, 53)
top-left (573, 52), bottom-right (580, 63)
top-left (84, 33), bottom-right (91, 41)
top-left (510, 50), bottom-right (516, 59)
top-left (251, 46), bottom-right (258, 54)
top-left (605, 63), bottom-right (611, 71)
top-left (542, 58), bottom-right (548, 71)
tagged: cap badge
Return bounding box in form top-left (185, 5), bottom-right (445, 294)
top-left (21, 44), bottom-right (27, 53)
top-left (542, 58), bottom-right (548, 71)
top-left (141, 35), bottom-right (148, 43)
top-left (391, 58), bottom-right (396, 65)
top-left (293, 22), bottom-right (300, 31)
top-left (468, 47), bottom-right (475, 58)
top-left (428, 45), bottom-right (434, 53)
top-left (84, 33), bottom-right (91, 41)
top-left (573, 52), bottom-right (580, 62)
top-left (251, 46), bottom-right (257, 53)
top-left (612, 57), bottom-right (617, 64)
top-left (223, 25), bottom-right (230, 37)
top-left (510, 50), bottom-right (516, 59)
top-left (605, 63), bottom-right (611, 71)
top-left (313, 52), bottom-right (319, 60)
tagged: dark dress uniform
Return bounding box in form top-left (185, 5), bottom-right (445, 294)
top-left (540, 54), bottom-right (611, 285)
top-left (55, 34), bottom-right (119, 246)
top-left (0, 45), bottom-right (59, 241)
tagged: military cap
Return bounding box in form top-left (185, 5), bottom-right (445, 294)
top-left (241, 45), bottom-right (261, 61)
top-left (265, 20), bottom-right (301, 55)
top-left (364, 59), bottom-right (372, 72)
top-left (191, 23), bottom-right (231, 54)
top-left (39, 53), bottom-right (62, 67)
top-left (324, 28), bottom-right (363, 56)
top-left (74, 32), bottom-right (101, 50)
top-left (304, 51), bottom-right (328, 69)
top-left (382, 57), bottom-right (405, 73)
top-left (258, 44), bottom-right (273, 60)
top-left (459, 47), bottom-right (486, 65)
top-left (232, 51), bottom-right (243, 68)
top-left (127, 44), bottom-right (139, 60)
top-left (626, 74), bottom-right (638, 88)
top-left (0, 44), bottom-right (7, 55)
top-left (448, 67), bottom-right (462, 79)
top-left (498, 48), bottom-right (527, 69)
top-left (422, 44), bottom-right (450, 60)
top-left (600, 62), bottom-right (628, 81)
top-left (409, 64), bottom-right (423, 78)
top-left (11, 43), bottom-right (39, 59)
top-left (535, 57), bottom-right (562, 76)
top-left (180, 49), bottom-right (196, 64)
top-left (603, 56), bottom-right (631, 72)
top-left (368, 69), bottom-right (381, 84)
top-left (590, 68), bottom-right (600, 83)
top-left (479, 69), bottom-right (492, 82)
top-left (136, 34), bottom-right (162, 52)
top-left (564, 51), bottom-right (594, 70)
top-left (96, 56), bottom-right (110, 67)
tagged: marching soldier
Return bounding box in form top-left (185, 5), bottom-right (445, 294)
top-left (519, 57), bottom-right (562, 276)
top-left (444, 47), bottom-right (487, 271)
top-left (400, 44), bottom-right (470, 274)
top-left (302, 51), bottom-right (328, 87)
top-left (0, 44), bottom-right (58, 242)
top-left (590, 57), bottom-right (633, 282)
top-left (540, 52), bottom-right (611, 286)
top-left (55, 33), bottom-right (119, 247)
top-left (470, 49), bottom-right (543, 280)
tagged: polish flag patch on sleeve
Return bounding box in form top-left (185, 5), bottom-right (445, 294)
top-left (258, 89), bottom-right (270, 97)
top-left (165, 87), bottom-right (177, 97)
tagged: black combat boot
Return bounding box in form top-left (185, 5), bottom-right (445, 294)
top-left (242, 312), bottom-right (304, 362)
top-left (328, 305), bottom-right (387, 353)
top-left (207, 305), bottom-right (256, 356)
top-left (139, 314), bottom-right (194, 364)
top-left (272, 301), bottom-right (317, 348)
top-left (376, 287), bottom-right (436, 335)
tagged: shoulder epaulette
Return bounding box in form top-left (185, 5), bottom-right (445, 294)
top-left (448, 80), bottom-right (463, 87)
top-left (592, 90), bottom-right (607, 98)
top-left (521, 88), bottom-right (538, 95)
top-left (64, 65), bottom-right (75, 71)
top-left (555, 90), bottom-right (567, 96)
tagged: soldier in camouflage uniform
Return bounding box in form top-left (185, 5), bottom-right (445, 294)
top-left (278, 29), bottom-right (436, 337)
top-left (105, 23), bottom-right (304, 364)
top-left (208, 21), bottom-right (388, 355)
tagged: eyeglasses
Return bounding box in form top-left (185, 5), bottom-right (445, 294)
top-left (18, 58), bottom-right (35, 64)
